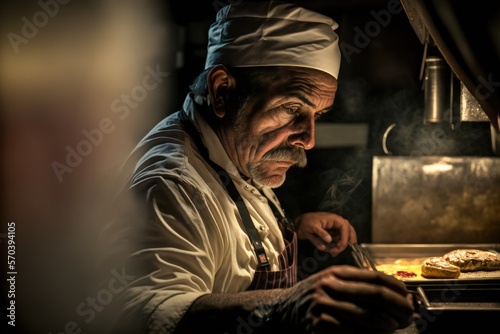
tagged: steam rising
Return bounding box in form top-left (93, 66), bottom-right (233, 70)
top-left (317, 168), bottom-right (364, 214)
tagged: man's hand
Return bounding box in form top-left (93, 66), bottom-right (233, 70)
top-left (295, 212), bottom-right (357, 257)
top-left (273, 265), bottom-right (416, 334)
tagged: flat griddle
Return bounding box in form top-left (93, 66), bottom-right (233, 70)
top-left (354, 243), bottom-right (500, 314)
top-left (357, 243), bottom-right (500, 283)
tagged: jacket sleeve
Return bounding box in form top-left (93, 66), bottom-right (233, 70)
top-left (111, 176), bottom-right (225, 334)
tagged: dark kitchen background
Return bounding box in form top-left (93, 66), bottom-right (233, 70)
top-left (1, 0), bottom-right (499, 333)
top-left (162, 0), bottom-right (500, 268)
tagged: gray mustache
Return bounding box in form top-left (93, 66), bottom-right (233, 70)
top-left (261, 147), bottom-right (307, 167)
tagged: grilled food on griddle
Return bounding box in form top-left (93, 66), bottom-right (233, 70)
top-left (443, 249), bottom-right (500, 271)
top-left (421, 249), bottom-right (500, 278)
top-left (421, 257), bottom-right (461, 278)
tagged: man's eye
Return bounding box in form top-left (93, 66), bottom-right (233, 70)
top-left (283, 106), bottom-right (299, 115)
top-left (314, 112), bottom-right (324, 121)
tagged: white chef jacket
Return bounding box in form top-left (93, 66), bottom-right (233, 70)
top-left (117, 93), bottom-right (288, 333)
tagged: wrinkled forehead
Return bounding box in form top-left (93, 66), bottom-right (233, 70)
top-left (229, 66), bottom-right (337, 113)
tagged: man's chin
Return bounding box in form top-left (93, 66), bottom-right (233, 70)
top-left (254, 174), bottom-right (286, 188)
top-left (249, 160), bottom-right (305, 188)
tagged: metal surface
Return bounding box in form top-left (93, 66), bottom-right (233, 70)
top-left (358, 243), bottom-right (500, 284)
top-left (493, 122), bottom-right (500, 155)
top-left (360, 243), bottom-right (500, 259)
top-left (423, 57), bottom-right (450, 124)
top-left (416, 285), bottom-right (500, 311)
top-left (460, 82), bottom-right (490, 122)
top-left (400, 0), bottom-right (429, 45)
top-left (372, 156), bottom-right (500, 243)
top-left (355, 243), bottom-right (500, 331)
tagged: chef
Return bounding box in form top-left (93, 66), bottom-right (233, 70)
top-left (111, 1), bottom-right (415, 333)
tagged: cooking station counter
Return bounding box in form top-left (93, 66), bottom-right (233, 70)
top-left (350, 243), bottom-right (500, 333)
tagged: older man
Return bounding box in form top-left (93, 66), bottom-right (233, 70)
top-left (113, 1), bottom-right (415, 333)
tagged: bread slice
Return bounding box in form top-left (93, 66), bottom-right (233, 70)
top-left (421, 256), bottom-right (460, 278)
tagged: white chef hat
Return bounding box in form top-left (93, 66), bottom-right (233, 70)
top-left (205, 0), bottom-right (341, 79)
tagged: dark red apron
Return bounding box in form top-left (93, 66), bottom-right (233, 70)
top-left (179, 109), bottom-right (298, 290)
top-left (246, 221), bottom-right (297, 290)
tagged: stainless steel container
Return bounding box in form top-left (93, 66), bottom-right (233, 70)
top-left (423, 56), bottom-right (451, 124)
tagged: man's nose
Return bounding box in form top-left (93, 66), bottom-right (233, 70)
top-left (288, 115), bottom-right (315, 150)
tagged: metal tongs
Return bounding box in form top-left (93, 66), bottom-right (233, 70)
top-left (347, 243), bottom-right (430, 311)
top-left (348, 242), bottom-right (378, 271)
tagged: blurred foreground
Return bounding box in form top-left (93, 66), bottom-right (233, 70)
top-left (1, 1), bottom-right (174, 332)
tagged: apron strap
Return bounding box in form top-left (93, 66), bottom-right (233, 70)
top-left (178, 111), bottom-right (271, 269)
top-left (266, 199), bottom-right (297, 232)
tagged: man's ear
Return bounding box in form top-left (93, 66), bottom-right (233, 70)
top-left (207, 65), bottom-right (233, 118)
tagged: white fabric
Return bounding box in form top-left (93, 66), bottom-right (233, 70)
top-left (120, 94), bottom-right (287, 333)
top-left (205, 0), bottom-right (341, 79)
